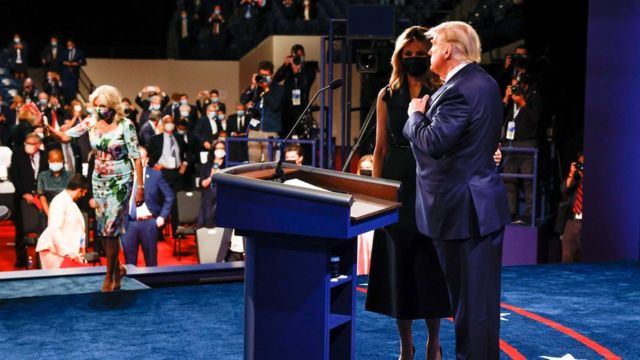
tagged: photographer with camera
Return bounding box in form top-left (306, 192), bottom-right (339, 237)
top-left (500, 45), bottom-right (530, 93)
top-left (240, 61), bottom-right (284, 162)
top-left (501, 74), bottom-right (542, 224)
top-left (273, 44), bottom-right (318, 138)
top-left (560, 153), bottom-right (584, 263)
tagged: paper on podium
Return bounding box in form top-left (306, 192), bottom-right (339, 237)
top-left (283, 178), bottom-right (330, 192)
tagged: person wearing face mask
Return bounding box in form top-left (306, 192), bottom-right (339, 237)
top-left (217, 110), bottom-right (228, 138)
top-left (227, 103), bottom-right (249, 162)
top-left (138, 95), bottom-right (165, 131)
top-left (122, 98), bottom-right (139, 127)
top-left (36, 174), bottom-right (90, 269)
top-left (135, 85), bottom-right (169, 114)
top-left (37, 148), bottom-right (71, 217)
top-left (283, 143), bottom-right (304, 165)
top-left (41, 35), bottom-right (63, 76)
top-left (197, 140), bottom-right (226, 228)
top-left (139, 110), bottom-right (163, 146)
top-left (10, 133), bottom-right (48, 268)
top-left (177, 103), bottom-right (197, 132)
top-left (8, 34), bottom-right (29, 80)
top-left (241, 60), bottom-right (285, 163)
top-left (366, 26), bottom-right (450, 360)
top-left (147, 115), bottom-right (188, 236)
top-left (122, 146), bottom-right (175, 267)
top-left (21, 78), bottom-right (40, 103)
top-left (48, 85), bottom-right (144, 292)
top-left (61, 39), bottom-right (87, 104)
top-left (195, 103), bottom-right (222, 151)
top-left (175, 118), bottom-right (197, 189)
top-left (273, 44), bottom-right (318, 138)
top-left (357, 154), bottom-right (373, 177)
top-left (196, 89), bottom-right (227, 116)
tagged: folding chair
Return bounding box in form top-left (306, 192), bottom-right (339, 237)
top-left (173, 190), bottom-right (201, 259)
top-left (196, 227), bottom-right (233, 264)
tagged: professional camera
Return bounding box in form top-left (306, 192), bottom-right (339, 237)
top-left (511, 83), bottom-right (523, 96)
top-left (291, 55), bottom-right (302, 65)
top-left (575, 162), bottom-right (583, 171)
top-left (511, 53), bottom-right (528, 68)
top-left (246, 106), bottom-right (261, 120)
top-left (255, 74), bottom-right (267, 83)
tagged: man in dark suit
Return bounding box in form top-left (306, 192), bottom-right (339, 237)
top-left (227, 103), bottom-right (249, 162)
top-left (122, 146), bottom-right (175, 266)
top-left (10, 132), bottom-right (48, 268)
top-left (194, 103), bottom-right (222, 152)
top-left (61, 39), bottom-right (87, 104)
top-left (147, 115), bottom-right (188, 236)
top-left (40, 35), bottom-right (63, 75)
top-left (402, 22), bottom-right (510, 359)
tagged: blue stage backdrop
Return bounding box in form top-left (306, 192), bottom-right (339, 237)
top-left (584, 0), bottom-right (640, 261)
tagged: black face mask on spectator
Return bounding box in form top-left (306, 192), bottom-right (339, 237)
top-left (360, 170), bottom-right (373, 177)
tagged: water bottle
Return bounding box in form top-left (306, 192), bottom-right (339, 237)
top-left (27, 256), bottom-right (33, 270)
top-left (330, 256), bottom-right (340, 278)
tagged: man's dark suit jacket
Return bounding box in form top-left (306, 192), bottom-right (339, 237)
top-left (124, 167), bottom-right (175, 228)
top-left (194, 116), bottom-right (222, 150)
top-left (146, 132), bottom-right (188, 169)
top-left (10, 148), bottom-right (48, 196)
top-left (403, 63), bottom-right (510, 240)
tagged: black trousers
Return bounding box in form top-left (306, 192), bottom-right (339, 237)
top-left (433, 229), bottom-right (504, 360)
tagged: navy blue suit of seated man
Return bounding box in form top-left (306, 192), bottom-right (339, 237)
top-left (122, 146), bottom-right (175, 267)
top-left (402, 21), bottom-right (510, 359)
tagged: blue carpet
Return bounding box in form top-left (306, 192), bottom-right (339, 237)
top-left (0, 262), bottom-right (638, 359)
top-left (0, 275), bottom-right (148, 299)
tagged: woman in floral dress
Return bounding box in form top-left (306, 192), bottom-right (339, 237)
top-left (49, 85), bottom-right (143, 292)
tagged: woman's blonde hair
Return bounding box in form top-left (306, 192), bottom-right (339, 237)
top-left (89, 85), bottom-right (126, 122)
top-left (389, 26), bottom-right (431, 91)
top-left (426, 21), bottom-right (481, 64)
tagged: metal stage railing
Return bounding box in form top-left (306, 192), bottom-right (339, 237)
top-left (499, 146), bottom-right (544, 227)
top-left (222, 137), bottom-right (317, 168)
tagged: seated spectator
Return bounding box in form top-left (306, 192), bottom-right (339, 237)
top-left (35, 174), bottom-right (89, 269)
top-left (37, 148), bottom-right (71, 217)
top-left (43, 71), bottom-right (63, 100)
top-left (21, 78), bottom-right (40, 103)
top-left (284, 143), bottom-right (304, 165)
top-left (357, 154), bottom-right (373, 176)
top-left (197, 140), bottom-right (226, 228)
top-left (122, 146), bottom-right (174, 267)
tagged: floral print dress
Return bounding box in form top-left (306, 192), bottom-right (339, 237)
top-left (66, 117), bottom-right (140, 237)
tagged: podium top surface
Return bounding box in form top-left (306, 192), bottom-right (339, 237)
top-left (214, 162), bottom-right (401, 222)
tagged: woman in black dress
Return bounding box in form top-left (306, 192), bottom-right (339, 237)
top-left (366, 26), bottom-right (451, 360)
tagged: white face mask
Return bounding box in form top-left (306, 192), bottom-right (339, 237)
top-left (150, 104), bottom-right (161, 111)
top-left (180, 111), bottom-right (190, 117)
top-left (214, 150), bottom-right (226, 159)
top-left (73, 105), bottom-right (82, 112)
top-left (24, 144), bottom-right (37, 155)
top-left (207, 112), bottom-right (216, 119)
top-left (164, 123), bottom-right (175, 132)
top-left (49, 162), bottom-right (64, 172)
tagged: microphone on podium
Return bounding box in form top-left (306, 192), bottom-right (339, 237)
top-left (274, 78), bottom-right (343, 181)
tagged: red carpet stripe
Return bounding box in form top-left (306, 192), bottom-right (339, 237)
top-left (500, 302), bottom-right (621, 360)
top-left (356, 286), bottom-right (526, 359)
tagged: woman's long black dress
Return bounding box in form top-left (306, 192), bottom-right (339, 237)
top-left (365, 81), bottom-right (451, 319)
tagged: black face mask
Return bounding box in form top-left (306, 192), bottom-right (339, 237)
top-left (402, 57), bottom-right (429, 78)
top-left (284, 160), bottom-right (297, 165)
top-left (360, 169), bottom-right (372, 177)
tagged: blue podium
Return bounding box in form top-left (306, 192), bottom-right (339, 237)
top-left (214, 162), bottom-right (400, 360)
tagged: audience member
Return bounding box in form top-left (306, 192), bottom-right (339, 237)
top-left (10, 132), bottom-right (48, 268)
top-left (139, 110), bottom-right (163, 146)
top-left (357, 154), bottom-right (373, 176)
top-left (207, 5), bottom-right (228, 57)
top-left (227, 103), bottom-right (249, 162)
top-left (41, 35), bottom-right (63, 76)
top-left (37, 148), bottom-right (71, 217)
top-left (61, 39), bottom-right (87, 104)
top-left (196, 89), bottom-right (226, 115)
top-left (122, 97), bottom-right (139, 125)
top-left (195, 103), bottom-right (222, 151)
top-left (197, 140), bottom-right (226, 228)
top-left (147, 114), bottom-right (188, 236)
top-left (43, 71), bottom-right (63, 100)
top-left (283, 143), bottom-right (303, 165)
top-left (177, 10), bottom-right (197, 59)
top-left (135, 86), bottom-right (169, 113)
top-left (241, 60), bottom-right (284, 162)
top-left (122, 146), bottom-right (175, 267)
top-left (20, 78), bottom-right (40, 103)
top-left (8, 33), bottom-right (29, 80)
top-left (35, 174), bottom-right (89, 269)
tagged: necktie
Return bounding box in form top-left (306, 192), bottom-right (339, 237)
top-left (239, 116), bottom-right (244, 130)
top-left (182, 18), bottom-right (188, 38)
top-left (572, 179), bottom-right (583, 215)
top-left (30, 155), bottom-right (37, 179)
top-left (16, 49), bottom-right (22, 64)
top-left (69, 49), bottom-right (75, 61)
top-left (63, 143), bottom-right (75, 174)
top-left (170, 136), bottom-right (179, 168)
